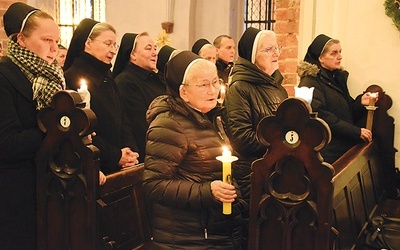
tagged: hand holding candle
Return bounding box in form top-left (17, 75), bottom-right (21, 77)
top-left (216, 146), bottom-right (238, 215)
top-left (77, 79), bottom-right (91, 108)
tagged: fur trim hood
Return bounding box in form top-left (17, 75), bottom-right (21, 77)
top-left (297, 61), bottom-right (320, 78)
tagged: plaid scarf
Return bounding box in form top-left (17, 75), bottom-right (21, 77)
top-left (7, 37), bottom-right (66, 110)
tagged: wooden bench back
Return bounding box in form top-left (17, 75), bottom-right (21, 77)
top-left (248, 97), bottom-right (338, 250)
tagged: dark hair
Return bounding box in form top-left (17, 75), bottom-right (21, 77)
top-left (213, 35), bottom-right (233, 48)
top-left (21, 11), bottom-right (54, 37)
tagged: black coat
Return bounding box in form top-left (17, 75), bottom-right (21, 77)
top-left (64, 52), bottom-right (136, 173)
top-left (0, 57), bottom-right (44, 249)
top-left (222, 57), bottom-right (288, 202)
top-left (298, 61), bottom-right (365, 163)
top-left (216, 58), bottom-right (233, 84)
top-left (114, 62), bottom-right (166, 163)
top-left (143, 95), bottom-right (246, 249)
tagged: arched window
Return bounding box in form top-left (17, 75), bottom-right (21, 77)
top-left (56, 0), bottom-right (106, 47)
top-left (244, 0), bottom-right (276, 30)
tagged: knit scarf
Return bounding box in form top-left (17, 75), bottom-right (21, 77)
top-left (7, 37), bottom-right (66, 110)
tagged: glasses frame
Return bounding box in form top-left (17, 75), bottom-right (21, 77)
top-left (90, 39), bottom-right (120, 50)
top-left (260, 45), bottom-right (282, 55)
top-left (181, 78), bottom-right (223, 91)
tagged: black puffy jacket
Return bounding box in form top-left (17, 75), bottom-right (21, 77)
top-left (143, 95), bottom-right (247, 249)
top-left (297, 61), bottom-right (366, 163)
top-left (222, 57), bottom-right (288, 202)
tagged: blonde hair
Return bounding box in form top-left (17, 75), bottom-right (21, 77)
top-left (21, 11), bottom-right (54, 37)
top-left (320, 39), bottom-right (340, 56)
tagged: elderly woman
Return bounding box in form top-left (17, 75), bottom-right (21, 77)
top-left (64, 19), bottom-right (139, 174)
top-left (143, 51), bottom-right (246, 249)
top-left (298, 34), bottom-right (376, 164)
top-left (113, 32), bottom-right (166, 163)
top-left (0, 3), bottom-right (65, 248)
top-left (223, 27), bottom-right (288, 204)
top-left (192, 38), bottom-right (217, 64)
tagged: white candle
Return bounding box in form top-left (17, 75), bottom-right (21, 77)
top-left (369, 92), bottom-right (378, 106)
top-left (216, 146), bottom-right (238, 215)
top-left (218, 85), bottom-right (226, 104)
top-left (77, 79), bottom-right (91, 108)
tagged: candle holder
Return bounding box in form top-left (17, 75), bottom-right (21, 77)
top-left (216, 146), bottom-right (238, 215)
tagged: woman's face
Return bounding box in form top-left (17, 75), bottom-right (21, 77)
top-left (255, 34), bottom-right (280, 75)
top-left (85, 30), bottom-right (117, 64)
top-left (56, 48), bottom-right (67, 67)
top-left (319, 43), bottom-right (342, 71)
top-left (131, 35), bottom-right (157, 71)
top-left (17, 18), bottom-right (60, 64)
top-left (199, 46), bottom-right (217, 64)
top-left (180, 65), bottom-right (219, 113)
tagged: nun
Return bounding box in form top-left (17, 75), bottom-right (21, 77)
top-left (191, 38), bottom-right (217, 63)
top-left (142, 50), bottom-right (246, 249)
top-left (222, 26), bottom-right (288, 206)
top-left (298, 34), bottom-right (375, 163)
top-left (113, 32), bottom-right (166, 163)
top-left (64, 19), bottom-right (139, 174)
top-left (0, 2), bottom-right (63, 248)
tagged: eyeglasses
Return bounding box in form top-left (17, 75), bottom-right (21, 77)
top-left (260, 45), bottom-right (282, 55)
top-left (182, 78), bottom-right (223, 91)
top-left (91, 39), bottom-right (120, 50)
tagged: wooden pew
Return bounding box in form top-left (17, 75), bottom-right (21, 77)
top-left (98, 164), bottom-right (152, 249)
top-left (36, 90), bottom-right (152, 249)
top-left (248, 97), bottom-right (338, 250)
top-left (248, 85), bottom-right (398, 250)
top-left (36, 90), bottom-right (99, 249)
top-left (331, 86), bottom-right (399, 249)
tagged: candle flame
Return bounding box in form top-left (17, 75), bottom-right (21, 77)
top-left (80, 79), bottom-right (87, 91)
top-left (220, 85), bottom-right (226, 92)
top-left (222, 146), bottom-right (231, 157)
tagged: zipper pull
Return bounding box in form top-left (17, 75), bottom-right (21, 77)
top-left (204, 228), bottom-right (208, 239)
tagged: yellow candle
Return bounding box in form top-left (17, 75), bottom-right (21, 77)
top-left (216, 146), bottom-right (238, 215)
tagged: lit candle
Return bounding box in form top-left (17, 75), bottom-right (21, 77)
top-left (369, 92), bottom-right (377, 106)
top-left (218, 85), bottom-right (226, 104)
top-left (216, 146), bottom-right (238, 215)
top-left (366, 92), bottom-right (378, 130)
top-left (77, 79), bottom-right (91, 108)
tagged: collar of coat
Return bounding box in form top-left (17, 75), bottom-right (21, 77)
top-left (146, 95), bottom-right (221, 130)
top-left (230, 57), bottom-right (283, 87)
top-left (126, 62), bottom-right (158, 81)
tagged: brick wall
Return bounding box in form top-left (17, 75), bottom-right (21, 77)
top-left (0, 0), bottom-right (27, 55)
top-left (275, 0), bottom-right (300, 96)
